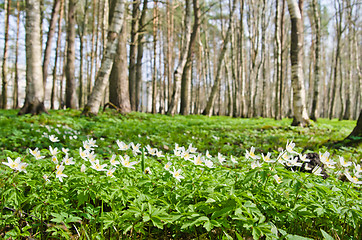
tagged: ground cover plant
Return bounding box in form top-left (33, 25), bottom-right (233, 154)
top-left (0, 109), bottom-right (361, 239)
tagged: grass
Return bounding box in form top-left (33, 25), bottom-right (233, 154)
top-left (0, 109), bottom-right (361, 239)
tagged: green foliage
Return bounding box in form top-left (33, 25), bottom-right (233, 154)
top-left (0, 109), bottom-right (360, 239)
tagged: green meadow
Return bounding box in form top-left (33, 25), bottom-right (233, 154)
top-left (0, 110), bottom-right (361, 239)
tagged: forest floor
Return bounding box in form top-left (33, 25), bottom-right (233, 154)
top-left (0, 109), bottom-right (361, 239)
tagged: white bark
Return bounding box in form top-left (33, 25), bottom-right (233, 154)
top-left (24, 0), bottom-right (44, 105)
top-left (83, 0), bottom-right (125, 115)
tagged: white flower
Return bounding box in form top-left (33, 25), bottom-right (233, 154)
top-left (217, 153), bottom-right (226, 164)
top-left (188, 144), bottom-right (197, 153)
top-left (286, 140), bottom-right (298, 154)
top-left (90, 160), bottom-right (108, 171)
top-left (251, 160), bottom-right (263, 169)
top-left (339, 156), bottom-right (352, 168)
top-left (2, 157), bottom-right (21, 170)
top-left (230, 155), bottom-right (238, 164)
top-left (63, 154), bottom-right (75, 165)
top-left (353, 163), bottom-right (362, 173)
top-left (193, 154), bottom-right (204, 166)
top-left (246, 147), bottom-right (260, 160)
top-left (117, 140), bottom-right (130, 151)
top-left (205, 150), bottom-right (212, 159)
top-left (174, 149), bottom-right (182, 157)
top-left (79, 147), bottom-right (88, 160)
top-left (144, 167), bottom-right (152, 174)
top-left (175, 143), bottom-right (185, 152)
top-left (182, 151), bottom-right (193, 161)
top-left (170, 167), bottom-right (185, 182)
top-left (299, 154), bottom-right (310, 162)
top-left (49, 135), bottom-right (60, 142)
top-left (131, 143), bottom-right (141, 155)
top-left (204, 159), bottom-right (214, 168)
top-left (273, 174), bottom-right (282, 184)
top-left (146, 145), bottom-right (157, 156)
top-left (49, 146), bottom-right (59, 156)
top-left (83, 141), bottom-right (92, 151)
top-left (87, 138), bottom-right (98, 148)
top-left (155, 150), bottom-right (164, 158)
top-left (29, 148), bottom-right (45, 160)
top-left (87, 151), bottom-right (96, 162)
top-left (262, 152), bottom-right (275, 163)
top-left (312, 166), bottom-right (324, 176)
top-left (106, 168), bottom-right (116, 178)
top-left (109, 155), bottom-right (120, 166)
top-left (56, 165), bottom-right (68, 182)
top-left (164, 161), bottom-right (172, 170)
top-left (51, 155), bottom-right (58, 164)
top-left (62, 148), bottom-right (69, 154)
top-left (80, 164), bottom-right (86, 173)
top-left (344, 171), bottom-right (362, 184)
top-left (304, 163), bottom-right (312, 171)
top-left (17, 162), bottom-right (28, 173)
top-left (119, 155), bottom-right (138, 169)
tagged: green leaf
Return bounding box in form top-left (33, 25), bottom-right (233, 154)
top-left (320, 229), bottom-right (334, 240)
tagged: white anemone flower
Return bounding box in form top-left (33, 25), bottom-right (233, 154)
top-left (90, 160), bottom-right (108, 171)
top-left (344, 171), bottom-right (362, 184)
top-left (246, 146), bottom-right (260, 160)
top-left (262, 152), bottom-right (275, 163)
top-left (2, 157), bottom-right (21, 170)
top-left (299, 154), bottom-right (310, 162)
top-left (29, 148), bottom-right (45, 160)
top-left (312, 166), bottom-right (324, 176)
top-left (217, 153), bottom-right (226, 164)
top-left (49, 135), bottom-right (59, 142)
top-left (51, 155), bottom-right (58, 164)
top-left (80, 164), bottom-right (86, 173)
top-left (49, 146), bottom-right (59, 156)
top-left (188, 144), bottom-right (197, 153)
top-left (106, 168), bottom-right (116, 178)
top-left (164, 161), bottom-right (172, 170)
top-left (251, 160), bottom-right (263, 169)
top-left (155, 150), bottom-right (165, 158)
top-left (273, 174), bottom-right (282, 184)
top-left (286, 140), bottom-right (298, 154)
top-left (204, 159), bottom-right (214, 168)
top-left (119, 155), bottom-right (138, 169)
top-left (109, 155), bottom-right (120, 166)
top-left (339, 156), bottom-right (352, 168)
top-left (193, 154), bottom-right (204, 166)
top-left (55, 165), bottom-right (68, 182)
top-left (170, 167), bottom-right (185, 182)
top-left (230, 155), bottom-right (238, 164)
top-left (205, 150), bottom-right (212, 159)
top-left (79, 148), bottom-right (89, 160)
top-left (63, 154), bottom-right (75, 165)
top-left (117, 140), bottom-right (130, 151)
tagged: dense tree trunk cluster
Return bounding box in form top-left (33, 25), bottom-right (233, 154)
top-left (0, 0), bottom-right (360, 130)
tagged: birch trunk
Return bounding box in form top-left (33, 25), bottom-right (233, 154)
top-left (14, 0), bottom-right (20, 109)
top-left (310, 0), bottom-right (321, 121)
top-left (82, 0), bottom-right (125, 116)
top-left (287, 0), bottom-right (310, 126)
top-left (180, 0), bottom-right (201, 115)
top-left (65, 0), bottom-right (78, 109)
top-left (167, 0), bottom-right (192, 115)
top-left (19, 0), bottom-right (47, 115)
top-left (129, 0), bottom-right (140, 111)
top-left (51, 0), bottom-right (64, 109)
top-left (1, 0), bottom-right (10, 109)
top-left (109, 9), bottom-right (131, 113)
top-left (135, 0), bottom-right (148, 111)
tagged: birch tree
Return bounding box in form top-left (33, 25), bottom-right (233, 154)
top-left (19, 0), bottom-right (48, 115)
top-left (82, 0), bottom-right (125, 116)
top-left (1, 0), bottom-right (11, 109)
top-left (286, 0), bottom-right (310, 126)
